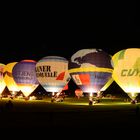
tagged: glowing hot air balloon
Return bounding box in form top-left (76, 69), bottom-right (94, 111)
top-left (75, 89), bottom-right (83, 99)
top-left (4, 62), bottom-right (20, 96)
top-left (112, 48), bottom-right (140, 104)
top-left (0, 63), bottom-right (6, 97)
top-left (97, 56), bottom-right (114, 98)
top-left (68, 49), bottom-right (113, 105)
top-left (35, 56), bottom-right (71, 100)
top-left (12, 60), bottom-right (39, 98)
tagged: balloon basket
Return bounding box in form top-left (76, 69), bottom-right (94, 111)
top-left (89, 100), bottom-right (93, 105)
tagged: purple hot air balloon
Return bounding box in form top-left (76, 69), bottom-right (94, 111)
top-left (12, 60), bottom-right (39, 98)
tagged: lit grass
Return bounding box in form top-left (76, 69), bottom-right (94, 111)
top-left (0, 97), bottom-right (139, 112)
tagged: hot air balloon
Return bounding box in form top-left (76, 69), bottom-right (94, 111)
top-left (68, 49), bottom-right (113, 105)
top-left (75, 89), bottom-right (83, 99)
top-left (35, 56), bottom-right (71, 102)
top-left (12, 60), bottom-right (39, 99)
top-left (0, 63), bottom-right (6, 97)
top-left (97, 56), bottom-right (114, 99)
top-left (4, 62), bottom-right (20, 97)
top-left (112, 48), bottom-right (140, 104)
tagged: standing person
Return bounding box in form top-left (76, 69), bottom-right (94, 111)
top-left (5, 100), bottom-right (13, 112)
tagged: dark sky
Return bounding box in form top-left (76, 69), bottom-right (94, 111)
top-left (1, 14), bottom-right (140, 64)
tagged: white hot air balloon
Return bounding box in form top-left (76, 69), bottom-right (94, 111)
top-left (36, 56), bottom-right (71, 102)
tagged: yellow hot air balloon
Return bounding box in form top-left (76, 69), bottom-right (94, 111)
top-left (0, 63), bottom-right (6, 97)
top-left (112, 48), bottom-right (140, 103)
top-left (4, 62), bottom-right (20, 96)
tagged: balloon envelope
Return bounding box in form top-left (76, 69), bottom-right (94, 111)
top-left (62, 84), bottom-right (68, 91)
top-left (0, 63), bottom-right (6, 95)
top-left (75, 89), bottom-right (83, 97)
top-left (4, 62), bottom-right (20, 93)
top-left (100, 78), bottom-right (114, 92)
top-left (12, 60), bottom-right (39, 97)
top-left (36, 56), bottom-right (71, 93)
top-left (68, 49), bottom-right (113, 93)
top-left (112, 48), bottom-right (140, 100)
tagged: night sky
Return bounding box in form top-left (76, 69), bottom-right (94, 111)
top-left (1, 15), bottom-right (140, 63)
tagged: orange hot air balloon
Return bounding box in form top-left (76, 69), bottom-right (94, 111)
top-left (75, 89), bottom-right (83, 99)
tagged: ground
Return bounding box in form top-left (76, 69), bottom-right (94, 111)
top-left (0, 96), bottom-right (140, 130)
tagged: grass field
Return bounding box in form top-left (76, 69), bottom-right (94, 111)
top-left (0, 96), bottom-right (140, 129)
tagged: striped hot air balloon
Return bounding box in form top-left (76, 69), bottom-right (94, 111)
top-left (35, 56), bottom-right (71, 100)
top-left (12, 60), bottom-right (39, 98)
top-left (69, 48), bottom-right (113, 105)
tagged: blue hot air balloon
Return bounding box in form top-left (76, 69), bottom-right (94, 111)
top-left (12, 60), bottom-right (39, 98)
top-left (68, 49), bottom-right (113, 105)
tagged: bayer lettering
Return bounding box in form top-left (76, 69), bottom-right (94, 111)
top-left (36, 71), bottom-right (57, 77)
top-left (121, 69), bottom-right (140, 76)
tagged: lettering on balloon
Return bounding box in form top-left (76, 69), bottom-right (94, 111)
top-left (35, 66), bottom-right (57, 77)
top-left (14, 71), bottom-right (35, 80)
top-left (121, 69), bottom-right (140, 76)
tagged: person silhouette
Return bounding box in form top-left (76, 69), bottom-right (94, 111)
top-left (5, 100), bottom-right (13, 112)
